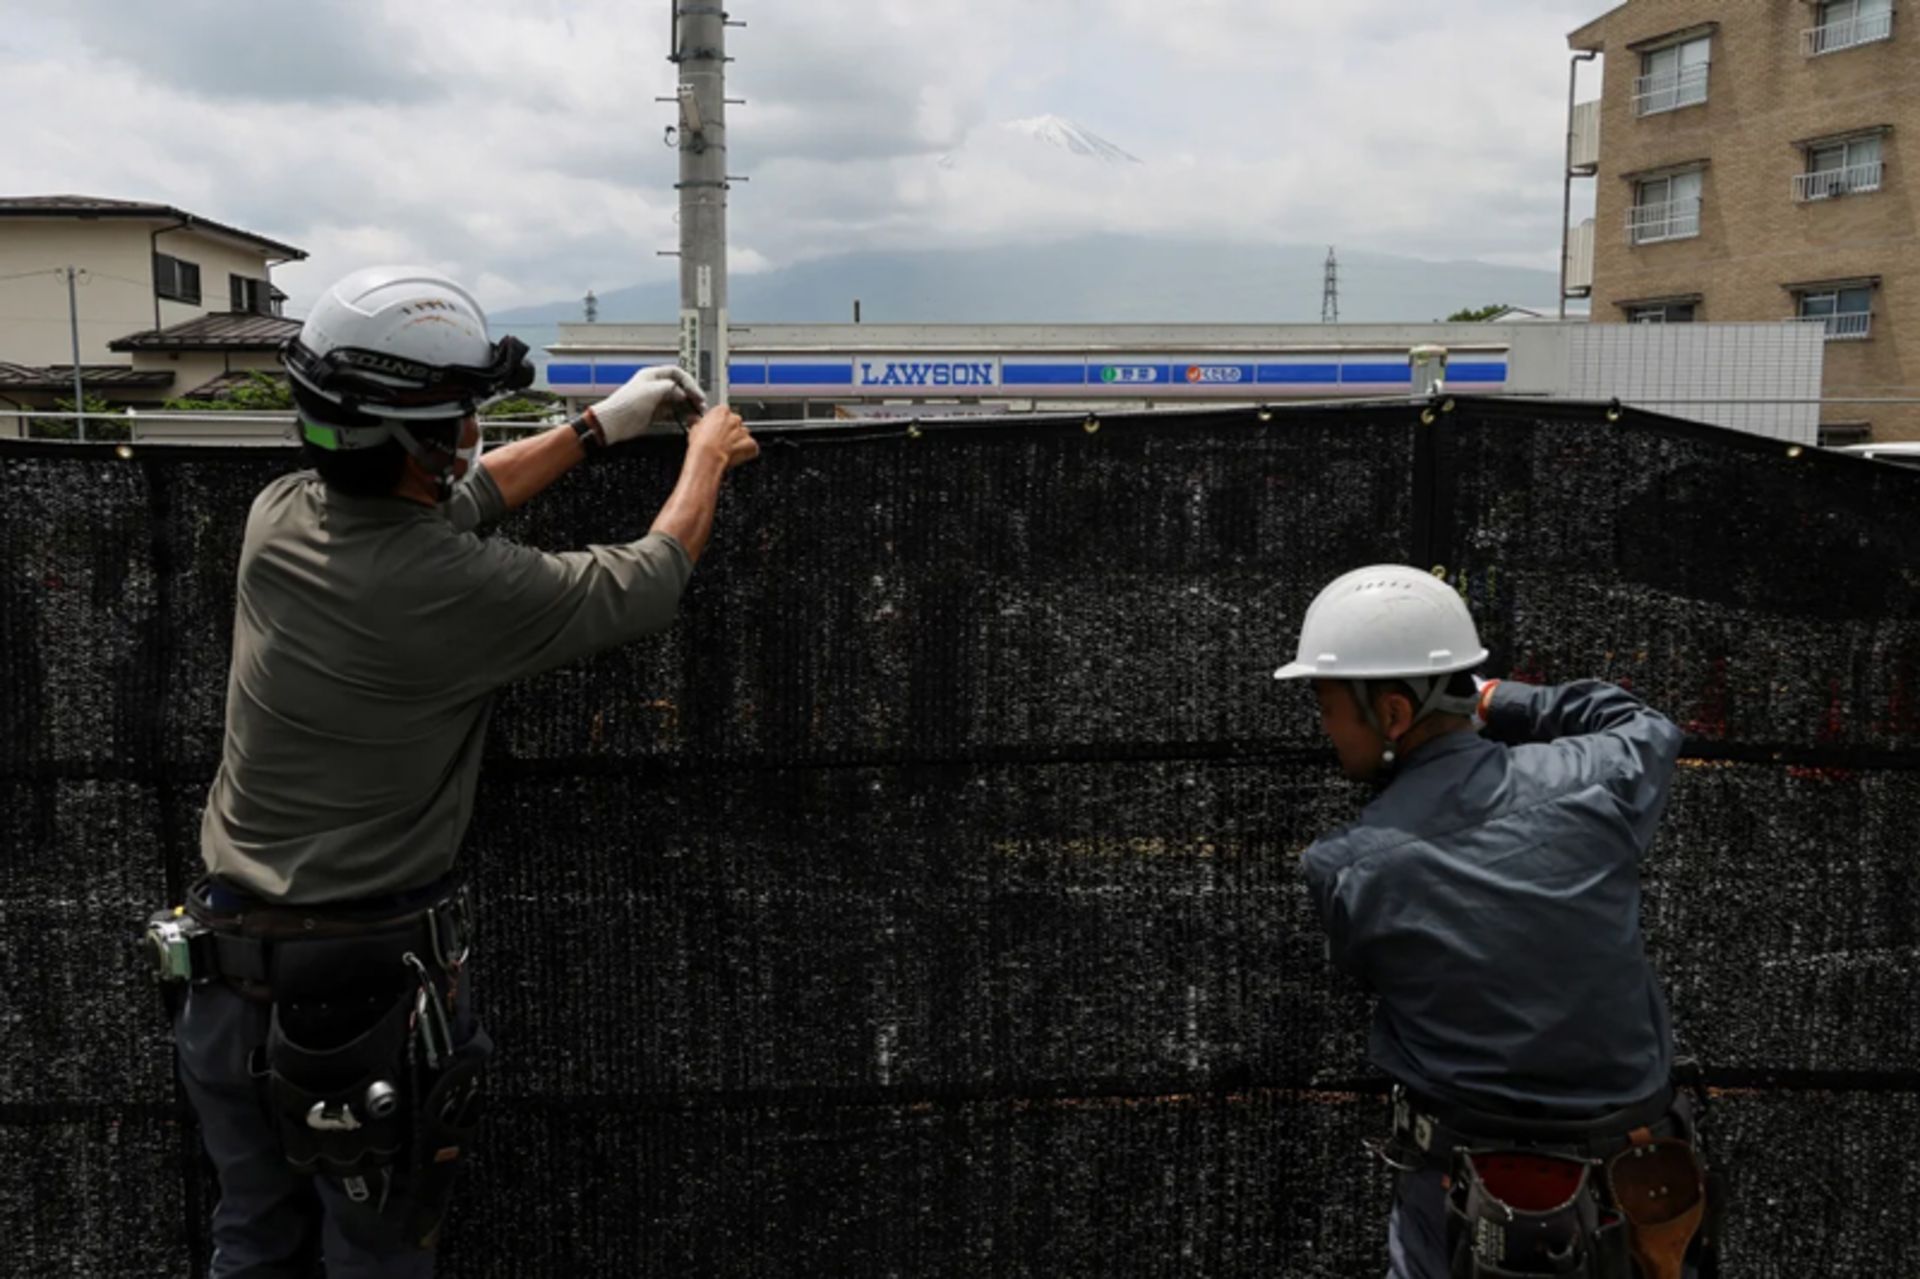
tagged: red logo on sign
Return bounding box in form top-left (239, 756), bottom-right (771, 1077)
top-left (1186, 365), bottom-right (1203, 383)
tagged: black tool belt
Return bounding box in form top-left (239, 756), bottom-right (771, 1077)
top-left (1387, 1082), bottom-right (1684, 1173)
top-left (161, 874), bottom-right (486, 1249)
top-left (177, 875), bottom-right (473, 1001)
top-left (1378, 1084), bottom-right (1713, 1279)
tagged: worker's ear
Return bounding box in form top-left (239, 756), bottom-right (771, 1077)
top-left (1375, 688), bottom-right (1417, 742)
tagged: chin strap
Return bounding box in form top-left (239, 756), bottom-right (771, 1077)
top-left (1351, 674), bottom-right (1482, 773)
top-left (390, 423), bottom-right (462, 502)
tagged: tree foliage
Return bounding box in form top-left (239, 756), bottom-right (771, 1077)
top-left (163, 370), bottom-right (294, 413)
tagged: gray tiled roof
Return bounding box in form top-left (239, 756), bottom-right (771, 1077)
top-left (0, 195), bottom-right (306, 259)
top-left (0, 361), bottom-right (177, 390)
top-left (110, 312), bottom-right (303, 352)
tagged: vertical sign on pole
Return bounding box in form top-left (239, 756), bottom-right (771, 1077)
top-left (674, 3), bottom-right (730, 406)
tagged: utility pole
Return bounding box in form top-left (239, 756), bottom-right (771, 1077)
top-left (1321, 247), bottom-right (1340, 324)
top-left (584, 289), bottom-right (599, 324)
top-left (64, 266), bottom-right (87, 441)
top-left (671, 2), bottom-right (737, 404)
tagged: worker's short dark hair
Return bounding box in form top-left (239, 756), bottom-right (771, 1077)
top-left (294, 386), bottom-right (461, 498)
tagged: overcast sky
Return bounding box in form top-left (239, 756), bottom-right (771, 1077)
top-left (4, 1), bottom-right (1605, 315)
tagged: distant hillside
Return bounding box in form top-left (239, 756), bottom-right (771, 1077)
top-left (493, 234), bottom-right (1563, 349)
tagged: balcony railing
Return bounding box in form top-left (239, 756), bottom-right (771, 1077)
top-left (1808, 311), bottom-right (1874, 340)
top-left (1570, 101), bottom-right (1601, 172)
top-left (1803, 9), bottom-right (1895, 55)
top-left (1792, 160), bottom-right (1885, 201)
top-left (1627, 198), bottom-right (1702, 245)
top-left (1565, 218), bottom-right (1595, 293)
top-left (1632, 63), bottom-right (1709, 116)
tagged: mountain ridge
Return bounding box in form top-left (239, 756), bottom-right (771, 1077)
top-left (495, 234), bottom-right (1563, 338)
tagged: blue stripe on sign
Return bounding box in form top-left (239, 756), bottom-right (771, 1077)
top-left (766, 363), bottom-right (854, 386)
top-left (729, 363), bottom-right (768, 386)
top-left (1447, 362), bottom-right (1508, 383)
top-left (1341, 364), bottom-right (1414, 385)
top-left (1002, 364), bottom-right (1086, 385)
top-left (594, 363), bottom-right (646, 384)
top-left (1257, 363), bottom-right (1341, 384)
top-left (546, 363), bottom-right (594, 385)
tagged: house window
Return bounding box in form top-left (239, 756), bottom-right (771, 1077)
top-left (1804, 0), bottom-right (1895, 55)
top-left (230, 275), bottom-right (274, 315)
top-left (1627, 302), bottom-right (1697, 323)
top-left (1796, 284), bottom-right (1874, 339)
top-left (1795, 134), bottom-right (1884, 200)
top-left (1634, 35), bottom-right (1711, 116)
top-left (154, 253), bottom-right (201, 305)
top-left (1628, 170), bottom-right (1703, 244)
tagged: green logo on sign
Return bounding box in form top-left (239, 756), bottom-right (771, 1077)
top-left (1100, 366), bottom-right (1118, 383)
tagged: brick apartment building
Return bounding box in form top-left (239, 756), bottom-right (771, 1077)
top-left (1564, 0), bottom-right (1917, 442)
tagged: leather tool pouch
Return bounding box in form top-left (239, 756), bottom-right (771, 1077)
top-left (265, 989), bottom-right (414, 1178)
top-left (1447, 1149), bottom-right (1630, 1277)
top-left (1605, 1137), bottom-right (1707, 1279)
top-left (403, 1018), bottom-right (492, 1248)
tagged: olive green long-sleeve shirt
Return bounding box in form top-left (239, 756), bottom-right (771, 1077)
top-left (199, 467), bottom-right (690, 903)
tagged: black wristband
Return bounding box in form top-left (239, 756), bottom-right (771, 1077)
top-left (571, 413), bottom-right (604, 456)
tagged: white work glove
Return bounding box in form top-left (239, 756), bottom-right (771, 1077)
top-left (586, 365), bottom-right (708, 445)
top-left (1471, 675), bottom-right (1501, 730)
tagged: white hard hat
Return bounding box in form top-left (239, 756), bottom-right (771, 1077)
top-left (283, 266), bottom-right (533, 441)
top-left (1274, 564), bottom-right (1487, 682)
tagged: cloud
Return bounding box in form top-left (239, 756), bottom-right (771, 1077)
top-left (50, 0), bottom-right (432, 103)
top-left (5, 0), bottom-right (1607, 313)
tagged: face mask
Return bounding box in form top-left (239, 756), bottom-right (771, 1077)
top-left (455, 425), bottom-right (485, 487)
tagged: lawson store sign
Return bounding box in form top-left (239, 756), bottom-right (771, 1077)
top-left (546, 351), bottom-right (1511, 399)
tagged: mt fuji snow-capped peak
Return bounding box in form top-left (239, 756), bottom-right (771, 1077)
top-left (1003, 115), bottom-right (1143, 165)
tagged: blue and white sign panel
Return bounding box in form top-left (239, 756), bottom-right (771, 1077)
top-left (545, 350), bottom-right (1510, 400)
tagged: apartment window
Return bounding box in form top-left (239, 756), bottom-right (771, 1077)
top-left (1628, 170), bottom-right (1703, 244)
top-left (1796, 284), bottom-right (1874, 340)
top-left (154, 253), bottom-right (201, 305)
top-left (1804, 0), bottom-right (1895, 55)
top-left (230, 275), bottom-right (274, 315)
top-left (1795, 134), bottom-right (1884, 200)
top-left (1627, 301), bottom-right (1698, 323)
top-left (1634, 35), bottom-right (1711, 116)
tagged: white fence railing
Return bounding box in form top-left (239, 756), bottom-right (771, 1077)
top-left (0, 410), bottom-right (568, 444)
top-left (1792, 160), bottom-right (1885, 201)
top-left (1632, 63), bottom-right (1709, 116)
top-left (1627, 198), bottom-right (1702, 245)
top-left (1803, 9), bottom-right (1895, 55)
top-left (1809, 312), bottom-right (1873, 340)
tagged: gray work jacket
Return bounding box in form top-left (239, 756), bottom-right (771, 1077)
top-left (1300, 680), bottom-right (1682, 1115)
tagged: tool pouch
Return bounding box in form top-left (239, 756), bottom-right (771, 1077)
top-left (264, 989), bottom-right (414, 1177)
top-left (1605, 1137), bottom-right (1707, 1279)
top-left (403, 1018), bottom-right (493, 1248)
top-left (1447, 1149), bottom-right (1630, 1278)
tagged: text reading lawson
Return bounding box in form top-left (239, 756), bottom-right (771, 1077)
top-left (857, 361), bottom-right (999, 387)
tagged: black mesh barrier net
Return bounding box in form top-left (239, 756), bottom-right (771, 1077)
top-left (2, 401), bottom-right (1916, 1276)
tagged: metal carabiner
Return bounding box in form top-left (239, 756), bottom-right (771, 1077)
top-left (428, 888), bottom-right (473, 972)
top-left (403, 952), bottom-right (451, 1072)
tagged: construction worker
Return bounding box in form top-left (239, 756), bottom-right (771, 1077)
top-left (1275, 566), bottom-right (1714, 1279)
top-left (159, 266), bottom-right (758, 1276)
